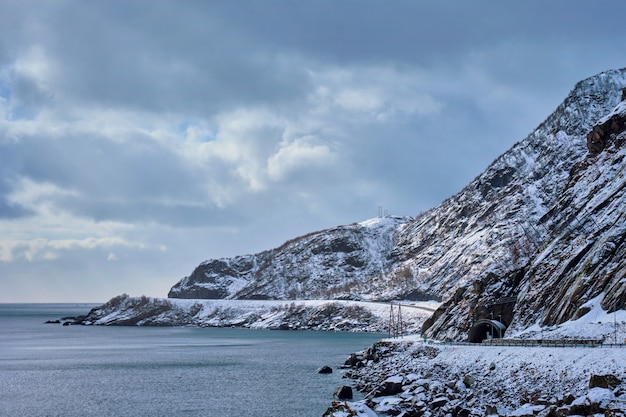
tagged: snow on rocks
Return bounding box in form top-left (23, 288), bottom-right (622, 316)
top-left (168, 215), bottom-right (412, 302)
top-left (340, 337), bottom-right (626, 416)
top-left (78, 294), bottom-right (437, 333)
top-left (323, 401), bottom-right (378, 417)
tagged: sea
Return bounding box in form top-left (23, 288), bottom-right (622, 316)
top-left (0, 304), bottom-right (384, 417)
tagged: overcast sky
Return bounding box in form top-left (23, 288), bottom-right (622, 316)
top-left (1, 1), bottom-right (625, 302)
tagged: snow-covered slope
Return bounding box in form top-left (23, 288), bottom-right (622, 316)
top-left (324, 290), bottom-right (626, 417)
top-left (169, 216), bottom-right (412, 301)
top-left (418, 68), bottom-right (626, 340)
top-left (330, 335), bottom-right (626, 417)
top-left (78, 294), bottom-right (437, 333)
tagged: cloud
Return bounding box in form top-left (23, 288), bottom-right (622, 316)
top-left (1, 0), bottom-right (625, 301)
top-left (267, 138), bottom-right (336, 181)
top-left (309, 66), bottom-right (444, 121)
top-left (0, 236), bottom-right (134, 263)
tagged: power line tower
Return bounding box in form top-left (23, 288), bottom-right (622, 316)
top-left (388, 303), bottom-right (404, 338)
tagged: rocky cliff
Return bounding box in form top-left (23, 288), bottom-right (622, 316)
top-left (417, 68), bottom-right (626, 340)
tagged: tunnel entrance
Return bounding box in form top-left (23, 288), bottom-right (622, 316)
top-left (468, 319), bottom-right (507, 343)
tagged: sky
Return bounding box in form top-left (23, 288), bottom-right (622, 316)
top-left (1, 1), bottom-right (625, 303)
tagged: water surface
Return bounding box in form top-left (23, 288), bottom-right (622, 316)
top-left (0, 304), bottom-right (382, 417)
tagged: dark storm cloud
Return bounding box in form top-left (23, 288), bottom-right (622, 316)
top-left (1, 1), bottom-right (311, 115)
top-left (6, 0), bottom-right (619, 116)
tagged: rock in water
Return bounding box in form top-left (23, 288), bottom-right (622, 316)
top-left (333, 385), bottom-right (353, 400)
top-left (317, 365), bottom-right (333, 374)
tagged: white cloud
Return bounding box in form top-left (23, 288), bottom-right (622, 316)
top-left (0, 178), bottom-right (142, 263)
top-left (207, 108), bottom-right (284, 192)
top-left (0, 236), bottom-right (134, 263)
top-left (7, 178), bottom-right (77, 213)
top-left (334, 88), bottom-right (382, 112)
top-left (267, 138), bottom-right (336, 181)
top-left (13, 45), bottom-right (54, 83)
top-left (308, 66), bottom-right (445, 121)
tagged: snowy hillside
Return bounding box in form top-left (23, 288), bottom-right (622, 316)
top-left (169, 216), bottom-right (412, 301)
top-left (167, 68), bottom-right (626, 341)
top-left (77, 294), bottom-right (438, 334)
top-left (419, 68), bottom-right (626, 340)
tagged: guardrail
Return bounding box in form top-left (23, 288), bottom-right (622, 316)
top-left (480, 339), bottom-right (605, 347)
top-left (423, 339), bottom-right (625, 348)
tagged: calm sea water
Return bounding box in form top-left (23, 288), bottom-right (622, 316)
top-left (0, 304), bottom-right (383, 417)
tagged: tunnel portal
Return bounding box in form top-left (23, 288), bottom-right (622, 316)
top-left (468, 319), bottom-right (507, 343)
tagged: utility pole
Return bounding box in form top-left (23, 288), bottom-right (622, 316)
top-left (615, 298), bottom-right (618, 345)
top-left (389, 304), bottom-right (395, 338)
top-left (397, 304), bottom-right (403, 338)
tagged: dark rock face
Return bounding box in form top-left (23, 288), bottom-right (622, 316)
top-left (317, 366), bottom-right (333, 374)
top-left (589, 374), bottom-right (622, 389)
top-left (586, 98), bottom-right (626, 155)
top-left (333, 385), bottom-right (353, 400)
top-left (323, 401), bottom-right (357, 416)
top-left (374, 378), bottom-right (403, 397)
top-left (168, 258), bottom-right (256, 299)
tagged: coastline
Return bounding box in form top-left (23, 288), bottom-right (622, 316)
top-left (326, 337), bottom-right (626, 417)
top-left (41, 299), bottom-right (626, 416)
top-left (67, 295), bottom-right (438, 333)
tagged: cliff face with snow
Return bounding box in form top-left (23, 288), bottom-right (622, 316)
top-left (90, 68), bottom-right (626, 339)
top-left (168, 216), bottom-right (411, 301)
top-left (416, 68), bottom-right (626, 340)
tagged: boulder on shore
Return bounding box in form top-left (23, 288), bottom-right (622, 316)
top-left (334, 385), bottom-right (353, 400)
top-left (589, 374), bottom-right (622, 389)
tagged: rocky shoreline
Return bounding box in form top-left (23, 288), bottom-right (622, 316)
top-left (53, 294), bottom-right (436, 334)
top-left (325, 338), bottom-right (626, 417)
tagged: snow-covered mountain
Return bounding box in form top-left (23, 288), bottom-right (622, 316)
top-left (168, 216), bottom-right (412, 301)
top-left (415, 68), bottom-right (626, 340)
top-left (80, 68), bottom-right (626, 340)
